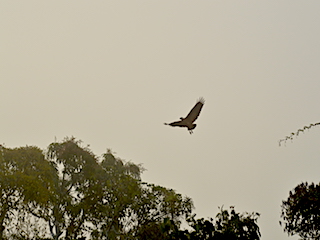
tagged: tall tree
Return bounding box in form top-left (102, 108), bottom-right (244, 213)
top-left (45, 138), bottom-right (102, 240)
top-left (281, 182), bottom-right (320, 239)
top-left (89, 149), bottom-right (142, 239)
top-left (0, 145), bottom-right (56, 239)
top-left (128, 183), bottom-right (193, 240)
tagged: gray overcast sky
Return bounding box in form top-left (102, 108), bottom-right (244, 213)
top-left (1, 1), bottom-right (320, 239)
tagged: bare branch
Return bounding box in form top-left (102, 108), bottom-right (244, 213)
top-left (279, 122), bottom-right (320, 146)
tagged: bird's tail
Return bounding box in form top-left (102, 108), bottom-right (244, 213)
top-left (164, 123), bottom-right (168, 125)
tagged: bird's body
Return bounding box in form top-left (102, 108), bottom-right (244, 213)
top-left (164, 97), bottom-right (205, 134)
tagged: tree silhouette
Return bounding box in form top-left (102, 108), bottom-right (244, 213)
top-left (280, 182), bottom-right (320, 239)
top-left (0, 138), bottom-right (261, 239)
top-left (0, 145), bottom-right (56, 239)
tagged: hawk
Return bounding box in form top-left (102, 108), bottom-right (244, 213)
top-left (164, 98), bottom-right (205, 134)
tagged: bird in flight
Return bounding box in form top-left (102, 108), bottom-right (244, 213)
top-left (164, 97), bottom-right (205, 134)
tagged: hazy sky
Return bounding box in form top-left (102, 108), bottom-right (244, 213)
top-left (1, 1), bottom-right (320, 239)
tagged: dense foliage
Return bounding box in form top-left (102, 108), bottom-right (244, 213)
top-left (160, 207), bottom-right (260, 240)
top-left (281, 182), bottom-right (320, 239)
top-left (0, 138), bottom-right (260, 239)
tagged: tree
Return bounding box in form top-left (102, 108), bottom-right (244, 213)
top-left (0, 138), bottom-right (261, 239)
top-left (212, 206), bottom-right (260, 240)
top-left (128, 183), bottom-right (193, 240)
top-left (280, 182), bottom-right (320, 239)
top-left (39, 138), bottom-right (144, 239)
top-left (158, 206), bottom-right (260, 240)
top-left (89, 149), bottom-right (143, 239)
top-left (45, 138), bottom-right (105, 240)
top-left (9, 138), bottom-right (188, 239)
top-left (184, 206), bottom-right (260, 240)
top-left (0, 145), bottom-right (56, 239)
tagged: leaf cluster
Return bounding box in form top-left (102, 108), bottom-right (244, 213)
top-left (280, 182), bottom-right (320, 239)
top-left (158, 206), bottom-right (261, 240)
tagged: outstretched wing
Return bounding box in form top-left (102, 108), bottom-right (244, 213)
top-left (184, 97), bottom-right (205, 123)
top-left (164, 120), bottom-right (186, 128)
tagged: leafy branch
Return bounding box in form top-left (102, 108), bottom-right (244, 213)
top-left (279, 122), bottom-right (320, 146)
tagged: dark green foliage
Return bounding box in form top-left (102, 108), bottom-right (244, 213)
top-left (281, 182), bottom-right (320, 239)
top-left (182, 207), bottom-right (260, 240)
top-left (0, 139), bottom-right (261, 240)
top-left (86, 149), bottom-right (143, 239)
top-left (212, 207), bottom-right (260, 240)
top-left (154, 206), bottom-right (260, 240)
top-left (0, 145), bottom-right (56, 239)
top-left (186, 216), bottom-right (215, 239)
top-left (128, 183), bottom-right (193, 239)
top-left (46, 138), bottom-right (103, 240)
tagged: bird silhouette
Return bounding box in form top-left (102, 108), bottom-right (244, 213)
top-left (164, 97), bottom-right (205, 134)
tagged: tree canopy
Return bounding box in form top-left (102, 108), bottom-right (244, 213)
top-left (163, 206), bottom-right (260, 240)
top-left (280, 182), bottom-right (320, 239)
top-left (0, 138), bottom-right (260, 239)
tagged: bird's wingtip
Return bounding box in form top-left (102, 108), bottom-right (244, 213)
top-left (198, 97), bottom-right (205, 104)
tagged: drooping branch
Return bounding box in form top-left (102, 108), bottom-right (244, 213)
top-left (279, 122), bottom-right (320, 146)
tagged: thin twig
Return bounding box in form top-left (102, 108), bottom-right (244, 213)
top-left (279, 122), bottom-right (320, 146)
